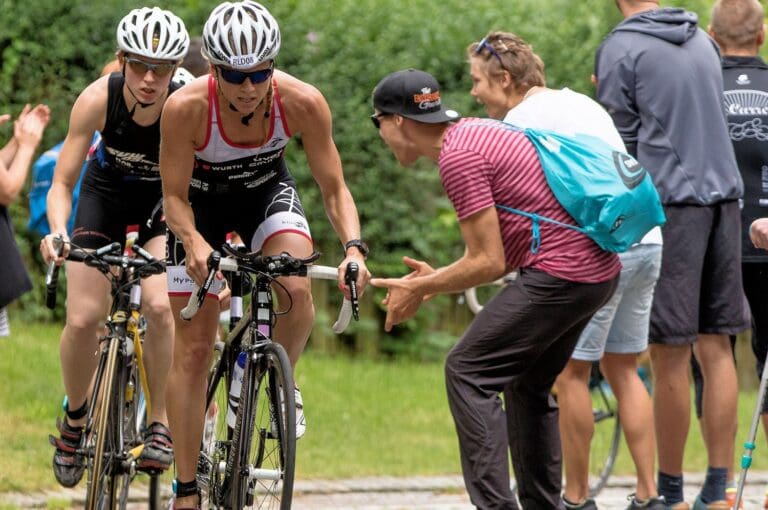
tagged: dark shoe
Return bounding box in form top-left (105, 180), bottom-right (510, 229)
top-left (48, 417), bottom-right (85, 488)
top-left (626, 494), bottom-right (667, 510)
top-left (137, 421), bottom-right (173, 473)
top-left (564, 497), bottom-right (598, 509)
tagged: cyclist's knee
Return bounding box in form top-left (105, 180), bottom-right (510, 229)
top-left (63, 311), bottom-right (103, 338)
top-left (141, 295), bottom-right (174, 330)
top-left (275, 278), bottom-right (314, 310)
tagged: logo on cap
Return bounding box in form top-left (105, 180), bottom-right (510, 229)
top-left (413, 87), bottom-right (441, 111)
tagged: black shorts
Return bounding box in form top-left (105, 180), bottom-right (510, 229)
top-left (649, 201), bottom-right (750, 345)
top-left (71, 182), bottom-right (165, 250)
top-left (166, 180), bottom-right (312, 295)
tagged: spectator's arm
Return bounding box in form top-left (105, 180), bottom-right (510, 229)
top-left (0, 104), bottom-right (50, 206)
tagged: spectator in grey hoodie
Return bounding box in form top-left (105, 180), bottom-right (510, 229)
top-left (595, 1), bottom-right (748, 509)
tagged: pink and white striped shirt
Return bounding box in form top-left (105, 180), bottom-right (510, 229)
top-left (439, 118), bottom-right (620, 283)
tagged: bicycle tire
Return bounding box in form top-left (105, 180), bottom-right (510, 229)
top-left (232, 342), bottom-right (296, 510)
top-left (588, 381), bottom-right (621, 497)
top-left (85, 337), bottom-right (120, 510)
top-left (112, 351), bottom-right (146, 510)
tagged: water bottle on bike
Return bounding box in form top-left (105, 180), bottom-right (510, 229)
top-left (227, 351), bottom-right (247, 428)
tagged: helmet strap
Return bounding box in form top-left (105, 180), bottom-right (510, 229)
top-left (220, 81), bottom-right (273, 126)
top-left (121, 62), bottom-right (156, 115)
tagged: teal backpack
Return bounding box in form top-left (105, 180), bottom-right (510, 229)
top-left (496, 124), bottom-right (666, 253)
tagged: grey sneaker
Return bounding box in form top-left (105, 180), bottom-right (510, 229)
top-left (49, 417), bottom-right (85, 488)
top-left (627, 494), bottom-right (667, 510)
top-left (563, 497), bottom-right (598, 509)
top-left (295, 388), bottom-right (306, 439)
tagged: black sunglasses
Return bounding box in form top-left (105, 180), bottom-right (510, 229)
top-left (217, 64), bottom-right (274, 85)
top-left (474, 37), bottom-right (503, 64)
top-left (370, 112), bottom-right (392, 129)
top-left (124, 56), bottom-right (176, 78)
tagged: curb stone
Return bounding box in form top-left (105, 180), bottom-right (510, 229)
top-left (3, 472), bottom-right (768, 509)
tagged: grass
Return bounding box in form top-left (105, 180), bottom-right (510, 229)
top-left (1, 320), bottom-right (767, 502)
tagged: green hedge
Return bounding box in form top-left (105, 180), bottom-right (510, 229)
top-left (0, 0), bottom-right (741, 355)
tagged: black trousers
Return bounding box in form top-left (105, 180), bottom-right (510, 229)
top-left (445, 268), bottom-right (618, 510)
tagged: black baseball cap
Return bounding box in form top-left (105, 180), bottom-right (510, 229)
top-left (372, 68), bottom-right (461, 124)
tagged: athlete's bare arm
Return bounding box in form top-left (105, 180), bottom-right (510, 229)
top-left (42, 77), bottom-right (109, 262)
top-left (278, 72), bottom-right (371, 289)
top-left (160, 80), bottom-right (211, 284)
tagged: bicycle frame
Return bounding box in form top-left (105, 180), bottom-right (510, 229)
top-left (188, 248), bottom-right (357, 510)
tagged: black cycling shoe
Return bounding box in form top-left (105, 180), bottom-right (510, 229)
top-left (137, 422), bottom-right (174, 473)
top-left (48, 417), bottom-right (85, 488)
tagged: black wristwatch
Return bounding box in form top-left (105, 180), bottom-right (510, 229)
top-left (344, 239), bottom-right (369, 258)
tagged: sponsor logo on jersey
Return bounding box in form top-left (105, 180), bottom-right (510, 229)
top-left (724, 89), bottom-right (768, 116)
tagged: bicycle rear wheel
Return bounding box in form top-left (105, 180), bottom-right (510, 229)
top-left (232, 342), bottom-right (296, 510)
top-left (85, 337), bottom-right (120, 510)
top-left (588, 375), bottom-right (620, 497)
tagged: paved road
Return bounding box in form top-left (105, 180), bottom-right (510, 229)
top-left (4, 473), bottom-right (767, 509)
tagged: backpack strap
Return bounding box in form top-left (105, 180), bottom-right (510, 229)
top-left (495, 204), bottom-right (585, 254)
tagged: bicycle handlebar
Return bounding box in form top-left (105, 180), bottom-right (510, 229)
top-left (45, 236), bottom-right (166, 310)
top-left (180, 250), bottom-right (359, 334)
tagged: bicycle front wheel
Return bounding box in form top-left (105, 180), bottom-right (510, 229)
top-left (85, 337), bottom-right (120, 510)
top-left (232, 342), bottom-right (296, 510)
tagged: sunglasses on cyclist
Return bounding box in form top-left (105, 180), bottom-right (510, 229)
top-left (124, 56), bottom-right (176, 78)
top-left (217, 64), bottom-right (274, 85)
top-left (370, 112), bottom-right (392, 129)
top-left (475, 37), bottom-right (503, 64)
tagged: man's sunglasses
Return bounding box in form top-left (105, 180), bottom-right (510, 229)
top-left (217, 64), bottom-right (274, 85)
top-left (474, 37), bottom-right (503, 64)
top-left (124, 56), bottom-right (176, 78)
top-left (370, 112), bottom-right (392, 129)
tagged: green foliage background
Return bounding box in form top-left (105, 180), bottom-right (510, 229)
top-left (0, 0), bottom-right (742, 356)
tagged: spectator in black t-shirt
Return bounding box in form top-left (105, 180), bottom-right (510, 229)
top-left (710, 0), bottom-right (768, 505)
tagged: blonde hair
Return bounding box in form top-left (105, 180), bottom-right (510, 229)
top-left (467, 31), bottom-right (546, 90)
top-left (711, 0), bottom-right (764, 49)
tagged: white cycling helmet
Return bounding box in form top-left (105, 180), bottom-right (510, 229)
top-left (172, 66), bottom-right (196, 86)
top-left (117, 7), bottom-right (190, 62)
top-left (202, 1), bottom-right (281, 70)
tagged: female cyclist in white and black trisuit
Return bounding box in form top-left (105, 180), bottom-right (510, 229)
top-left (40, 7), bottom-right (189, 488)
top-left (159, 2), bottom-right (370, 508)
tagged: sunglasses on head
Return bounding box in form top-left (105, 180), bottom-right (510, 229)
top-left (370, 112), bottom-right (392, 129)
top-left (124, 56), bottom-right (176, 78)
top-left (474, 37), bottom-right (503, 64)
top-left (217, 64), bottom-right (274, 85)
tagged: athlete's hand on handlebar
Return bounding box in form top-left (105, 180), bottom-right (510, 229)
top-left (184, 234), bottom-right (221, 286)
top-left (338, 254), bottom-right (370, 301)
top-left (40, 233), bottom-right (69, 265)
